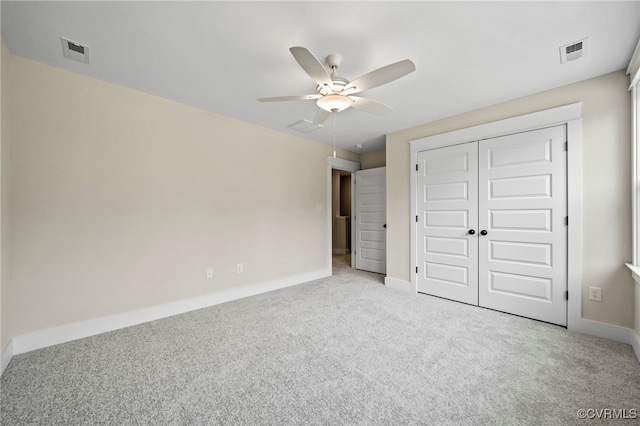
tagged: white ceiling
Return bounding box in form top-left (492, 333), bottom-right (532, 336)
top-left (2, 1), bottom-right (639, 153)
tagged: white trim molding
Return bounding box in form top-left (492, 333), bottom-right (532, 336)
top-left (409, 103), bottom-right (583, 152)
top-left (1, 339), bottom-right (14, 375)
top-left (625, 263), bottom-right (640, 363)
top-left (5, 269), bottom-right (329, 361)
top-left (384, 277), bottom-right (412, 292)
top-left (627, 38), bottom-right (640, 363)
top-left (406, 103), bottom-right (639, 348)
top-left (632, 330), bottom-right (640, 364)
top-left (627, 37), bottom-right (640, 90)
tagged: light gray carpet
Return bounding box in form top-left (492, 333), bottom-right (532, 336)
top-left (1, 255), bottom-right (639, 425)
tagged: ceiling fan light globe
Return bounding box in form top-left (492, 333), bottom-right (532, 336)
top-left (316, 94), bottom-right (353, 112)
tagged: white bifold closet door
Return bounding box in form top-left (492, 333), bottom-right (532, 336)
top-left (416, 142), bottom-right (479, 305)
top-left (417, 125), bottom-right (568, 326)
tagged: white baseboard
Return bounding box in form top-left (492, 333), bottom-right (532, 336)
top-left (631, 330), bottom-right (640, 364)
top-left (1, 339), bottom-right (14, 375)
top-left (4, 268), bottom-right (638, 374)
top-left (385, 277), bottom-right (411, 292)
top-left (568, 317), bottom-right (634, 345)
top-left (10, 268), bottom-right (330, 358)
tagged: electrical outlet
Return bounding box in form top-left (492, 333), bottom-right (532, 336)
top-left (588, 286), bottom-right (602, 302)
top-left (206, 268), bottom-right (213, 279)
top-left (236, 263), bottom-right (243, 274)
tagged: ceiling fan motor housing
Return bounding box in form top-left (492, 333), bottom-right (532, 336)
top-left (316, 93), bottom-right (353, 112)
top-left (317, 77), bottom-right (349, 95)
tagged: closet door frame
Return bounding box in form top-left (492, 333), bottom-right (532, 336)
top-left (410, 103), bottom-right (588, 332)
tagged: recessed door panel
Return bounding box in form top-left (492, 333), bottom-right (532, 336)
top-left (361, 247), bottom-right (384, 262)
top-left (425, 210), bottom-right (469, 229)
top-left (489, 174), bottom-right (551, 199)
top-left (361, 230), bottom-right (384, 243)
top-left (426, 181), bottom-right (468, 201)
top-left (361, 193), bottom-right (384, 205)
top-left (490, 241), bottom-right (552, 267)
top-left (488, 139), bottom-right (551, 169)
top-left (426, 152), bottom-right (469, 175)
top-left (426, 262), bottom-right (468, 287)
top-left (361, 212), bottom-right (384, 224)
top-left (489, 271), bottom-right (552, 301)
top-left (426, 236), bottom-right (469, 258)
top-left (490, 209), bottom-right (552, 232)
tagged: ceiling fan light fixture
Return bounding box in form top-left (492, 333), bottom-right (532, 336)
top-left (316, 94), bottom-right (353, 112)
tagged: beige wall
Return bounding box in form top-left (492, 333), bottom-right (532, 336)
top-left (387, 70), bottom-right (634, 328)
top-left (1, 40), bottom-right (12, 351)
top-left (9, 55), bottom-right (358, 336)
top-left (360, 148), bottom-right (386, 169)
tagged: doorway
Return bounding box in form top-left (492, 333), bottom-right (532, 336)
top-left (332, 169), bottom-right (352, 257)
top-left (326, 157), bottom-right (360, 274)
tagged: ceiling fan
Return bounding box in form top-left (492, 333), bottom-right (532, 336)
top-left (257, 47), bottom-right (416, 125)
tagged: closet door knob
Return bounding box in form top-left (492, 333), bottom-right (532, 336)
top-left (468, 229), bottom-right (475, 235)
top-left (480, 230), bottom-right (488, 236)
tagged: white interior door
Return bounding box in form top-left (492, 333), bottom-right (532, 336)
top-left (416, 143), bottom-right (479, 305)
top-left (478, 126), bottom-right (568, 325)
top-left (355, 167), bottom-right (386, 274)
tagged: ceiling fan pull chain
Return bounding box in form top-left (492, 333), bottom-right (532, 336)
top-left (333, 112), bottom-right (337, 158)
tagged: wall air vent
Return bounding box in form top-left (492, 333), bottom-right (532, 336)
top-left (287, 119), bottom-right (323, 133)
top-left (61, 37), bottom-right (90, 64)
top-left (560, 38), bottom-right (588, 64)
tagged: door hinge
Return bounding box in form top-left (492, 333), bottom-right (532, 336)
top-left (564, 141), bottom-right (568, 151)
top-left (416, 266), bottom-right (418, 274)
top-left (416, 164), bottom-right (419, 171)
top-left (565, 290), bottom-right (569, 300)
top-left (565, 216), bottom-right (568, 226)
top-left (416, 215), bottom-right (419, 223)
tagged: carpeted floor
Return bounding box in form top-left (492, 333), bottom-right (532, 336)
top-left (1, 255), bottom-right (639, 425)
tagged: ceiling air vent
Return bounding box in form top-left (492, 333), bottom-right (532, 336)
top-left (287, 119), bottom-right (323, 133)
top-left (61, 37), bottom-right (90, 64)
top-left (560, 38), bottom-right (588, 64)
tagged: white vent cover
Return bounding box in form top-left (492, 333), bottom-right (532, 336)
top-left (287, 119), bottom-right (323, 133)
top-left (560, 38), bottom-right (588, 64)
top-left (61, 37), bottom-right (90, 64)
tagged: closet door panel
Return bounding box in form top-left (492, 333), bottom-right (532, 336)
top-left (417, 143), bottom-right (479, 305)
top-left (478, 126), bottom-right (568, 326)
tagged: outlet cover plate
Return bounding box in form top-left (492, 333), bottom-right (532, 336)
top-left (588, 286), bottom-right (602, 302)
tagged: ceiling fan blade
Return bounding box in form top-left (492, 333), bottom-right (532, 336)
top-left (313, 109), bottom-right (332, 125)
top-left (257, 94), bottom-right (321, 102)
top-left (343, 59), bottom-right (416, 94)
top-left (290, 46), bottom-right (334, 89)
top-left (349, 96), bottom-right (393, 116)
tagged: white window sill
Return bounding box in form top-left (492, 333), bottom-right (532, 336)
top-left (625, 263), bottom-right (640, 283)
